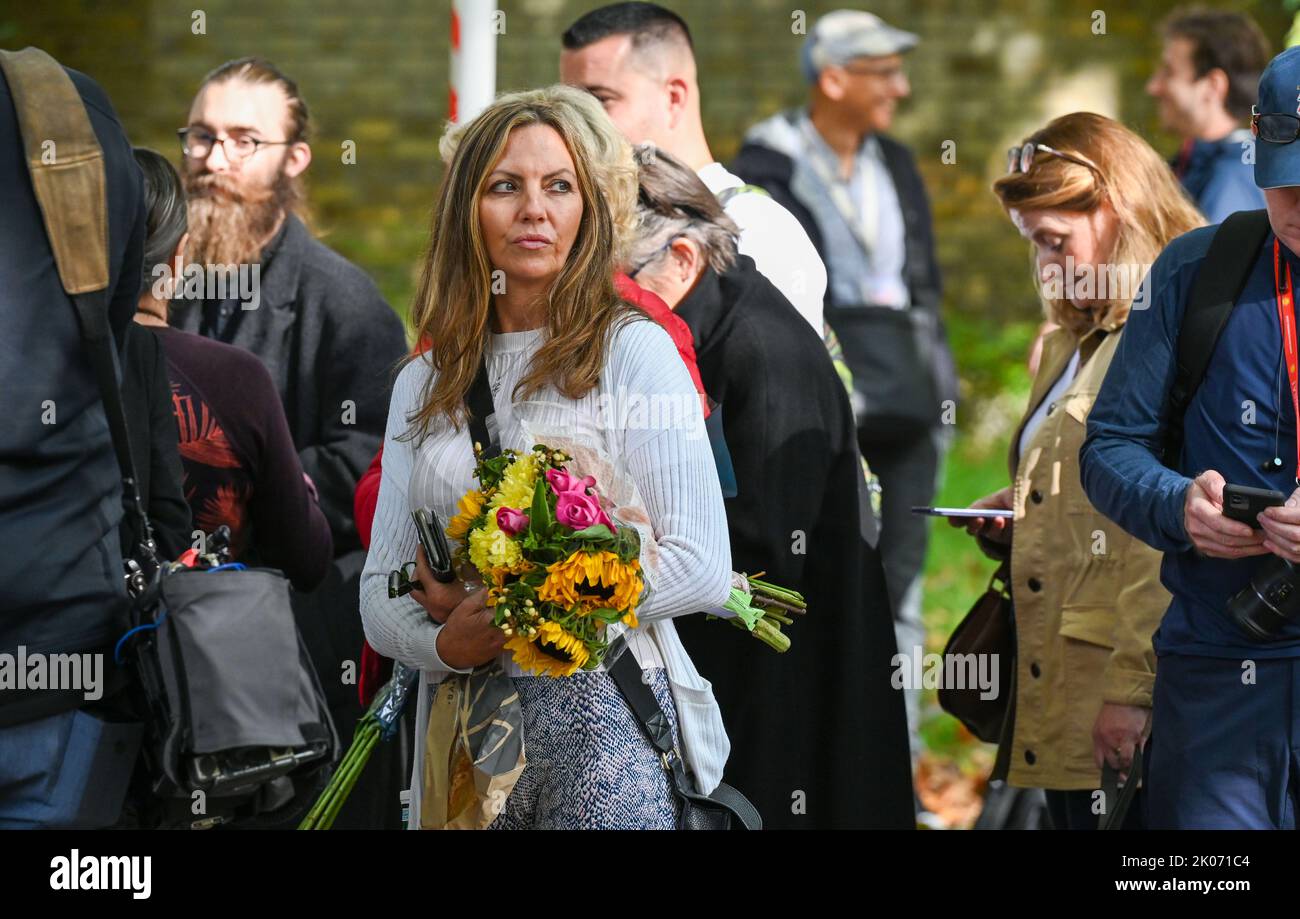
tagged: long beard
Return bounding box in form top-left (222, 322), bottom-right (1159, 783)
top-left (183, 166), bottom-right (301, 268)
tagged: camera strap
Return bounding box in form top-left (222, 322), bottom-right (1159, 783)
top-left (1273, 239), bottom-right (1300, 486)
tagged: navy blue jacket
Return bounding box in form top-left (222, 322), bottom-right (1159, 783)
top-left (0, 64), bottom-right (144, 686)
top-left (1081, 224), bottom-right (1300, 657)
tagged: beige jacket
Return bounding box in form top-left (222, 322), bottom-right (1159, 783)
top-left (994, 326), bottom-right (1169, 791)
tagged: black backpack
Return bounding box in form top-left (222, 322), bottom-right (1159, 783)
top-left (1162, 209), bottom-right (1274, 466)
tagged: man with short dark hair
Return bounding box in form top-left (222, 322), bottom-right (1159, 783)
top-left (560, 3), bottom-right (829, 335)
top-left (171, 57), bottom-right (408, 828)
top-left (1147, 7), bottom-right (1271, 222)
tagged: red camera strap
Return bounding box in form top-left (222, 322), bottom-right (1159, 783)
top-left (1274, 239), bottom-right (1299, 484)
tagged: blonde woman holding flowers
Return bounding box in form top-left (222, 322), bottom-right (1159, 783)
top-left (359, 85), bottom-right (733, 830)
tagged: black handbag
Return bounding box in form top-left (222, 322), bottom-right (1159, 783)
top-left (826, 302), bottom-right (947, 446)
top-left (464, 355), bottom-right (761, 830)
top-left (938, 560), bottom-right (1015, 743)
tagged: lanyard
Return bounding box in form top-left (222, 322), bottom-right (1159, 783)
top-left (1274, 239), bottom-right (1299, 483)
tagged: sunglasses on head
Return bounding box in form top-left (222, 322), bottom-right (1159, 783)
top-left (1252, 106), bottom-right (1300, 145)
top-left (1006, 141), bottom-right (1103, 179)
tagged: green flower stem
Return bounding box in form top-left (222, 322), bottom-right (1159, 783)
top-left (301, 720), bottom-right (379, 830)
top-left (752, 596), bottom-right (806, 616)
top-left (752, 618), bottom-right (791, 653)
top-left (747, 578), bottom-right (807, 608)
top-left (320, 728), bottom-right (378, 829)
top-left (761, 609), bottom-right (794, 626)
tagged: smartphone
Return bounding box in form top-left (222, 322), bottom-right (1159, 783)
top-left (411, 507), bottom-right (456, 583)
top-left (1221, 484), bottom-right (1286, 528)
top-left (911, 506), bottom-right (1014, 519)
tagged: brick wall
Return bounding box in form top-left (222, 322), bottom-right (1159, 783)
top-left (4, 0), bottom-right (1286, 363)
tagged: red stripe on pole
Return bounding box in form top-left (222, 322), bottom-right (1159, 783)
top-left (451, 8), bottom-right (460, 49)
top-left (449, 87), bottom-right (458, 123)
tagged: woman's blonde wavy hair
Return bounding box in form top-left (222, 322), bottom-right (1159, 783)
top-left (403, 84), bottom-right (640, 442)
top-left (992, 112), bottom-right (1205, 337)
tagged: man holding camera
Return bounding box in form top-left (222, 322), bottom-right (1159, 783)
top-left (1081, 47), bottom-right (1300, 829)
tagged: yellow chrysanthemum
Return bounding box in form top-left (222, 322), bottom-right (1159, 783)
top-left (489, 452), bottom-right (540, 513)
top-left (503, 620), bottom-right (589, 678)
top-left (538, 550), bottom-right (643, 613)
top-left (468, 516), bottom-right (522, 576)
top-left (446, 489), bottom-right (486, 542)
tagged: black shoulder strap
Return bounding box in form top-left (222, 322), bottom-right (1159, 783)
top-left (1163, 209), bottom-right (1273, 467)
top-left (465, 354), bottom-right (500, 460)
top-left (607, 644), bottom-right (762, 830)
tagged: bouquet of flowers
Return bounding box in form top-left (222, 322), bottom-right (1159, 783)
top-left (448, 443), bottom-right (645, 677)
top-left (449, 440), bottom-right (807, 674)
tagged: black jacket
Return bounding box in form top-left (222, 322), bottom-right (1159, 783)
top-left (171, 213), bottom-right (407, 712)
top-left (671, 257), bottom-right (915, 829)
top-left (0, 62), bottom-right (143, 710)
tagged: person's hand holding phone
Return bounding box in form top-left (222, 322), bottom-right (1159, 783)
top-left (950, 485), bottom-right (1015, 546)
top-left (1183, 470), bottom-right (1268, 559)
top-left (1258, 485), bottom-right (1300, 563)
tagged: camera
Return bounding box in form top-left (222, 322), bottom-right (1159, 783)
top-left (1227, 557), bottom-right (1300, 641)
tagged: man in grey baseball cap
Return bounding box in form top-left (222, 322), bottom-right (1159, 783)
top-left (800, 9), bottom-right (919, 83)
top-left (733, 10), bottom-right (954, 786)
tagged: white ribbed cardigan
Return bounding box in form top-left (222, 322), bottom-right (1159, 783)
top-left (359, 318), bottom-right (734, 827)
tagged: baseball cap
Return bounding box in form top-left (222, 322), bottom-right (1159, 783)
top-left (801, 10), bottom-right (919, 84)
top-left (1255, 46), bottom-right (1300, 190)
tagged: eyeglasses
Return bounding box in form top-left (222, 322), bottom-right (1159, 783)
top-left (840, 62), bottom-right (906, 82)
top-left (1251, 106), bottom-right (1300, 145)
top-left (627, 235), bottom-right (682, 280)
top-left (177, 127), bottom-right (291, 162)
top-left (1006, 141), bottom-right (1103, 180)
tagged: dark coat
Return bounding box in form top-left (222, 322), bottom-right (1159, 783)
top-left (671, 257), bottom-right (915, 829)
top-left (171, 213), bottom-right (408, 717)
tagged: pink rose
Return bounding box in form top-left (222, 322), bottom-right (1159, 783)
top-left (555, 491), bottom-right (615, 532)
top-left (495, 506), bottom-right (530, 536)
top-left (546, 467), bottom-right (597, 497)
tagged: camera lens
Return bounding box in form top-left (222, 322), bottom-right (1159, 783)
top-left (1227, 557), bottom-right (1300, 640)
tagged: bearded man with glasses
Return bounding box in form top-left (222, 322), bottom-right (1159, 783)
top-left (170, 57), bottom-right (407, 829)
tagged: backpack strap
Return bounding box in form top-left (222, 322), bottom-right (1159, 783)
top-left (0, 47), bottom-right (157, 569)
top-left (1163, 209), bottom-right (1273, 467)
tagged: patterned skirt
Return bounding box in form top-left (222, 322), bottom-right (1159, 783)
top-left (487, 668), bottom-right (681, 830)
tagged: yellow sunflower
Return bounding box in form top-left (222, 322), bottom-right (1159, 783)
top-left (538, 550), bottom-right (643, 613)
top-left (504, 620), bottom-right (589, 678)
top-left (446, 489), bottom-right (486, 542)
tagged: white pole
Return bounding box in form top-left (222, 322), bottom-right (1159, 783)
top-left (450, 0), bottom-right (497, 124)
